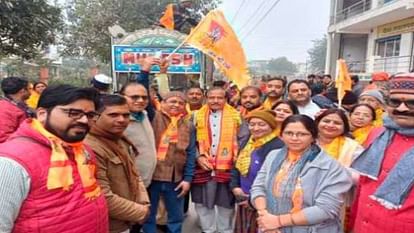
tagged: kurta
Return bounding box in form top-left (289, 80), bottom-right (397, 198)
top-left (352, 132), bottom-right (414, 233)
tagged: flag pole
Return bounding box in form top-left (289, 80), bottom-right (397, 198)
top-left (166, 39), bottom-right (188, 60)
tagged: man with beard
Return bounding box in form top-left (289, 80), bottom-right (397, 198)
top-left (0, 85), bottom-right (108, 233)
top-left (86, 95), bottom-right (150, 233)
top-left (287, 79), bottom-right (321, 119)
top-left (0, 76), bottom-right (34, 142)
top-left (263, 76), bottom-right (286, 110)
top-left (351, 72), bottom-right (414, 233)
top-left (192, 87), bottom-right (241, 233)
top-left (238, 86), bottom-right (264, 148)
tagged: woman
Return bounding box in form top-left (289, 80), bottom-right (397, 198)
top-left (271, 100), bottom-right (299, 136)
top-left (26, 81), bottom-right (47, 109)
top-left (315, 108), bottom-right (363, 167)
top-left (231, 110), bottom-right (284, 233)
top-left (349, 104), bottom-right (376, 145)
top-left (250, 115), bottom-right (352, 233)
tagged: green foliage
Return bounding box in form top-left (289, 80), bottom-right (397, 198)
top-left (267, 57), bottom-right (297, 75)
top-left (307, 36), bottom-right (327, 73)
top-left (0, 0), bottom-right (63, 59)
top-left (63, 0), bottom-right (221, 63)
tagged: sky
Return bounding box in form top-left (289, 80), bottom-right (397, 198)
top-left (218, 0), bottom-right (330, 63)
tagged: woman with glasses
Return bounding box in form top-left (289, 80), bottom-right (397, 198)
top-left (231, 110), bottom-right (284, 233)
top-left (349, 104), bottom-right (376, 145)
top-left (271, 100), bottom-right (299, 136)
top-left (250, 115), bottom-right (352, 233)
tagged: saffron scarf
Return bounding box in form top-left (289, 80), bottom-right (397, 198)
top-left (262, 98), bottom-right (274, 110)
top-left (195, 104), bottom-right (241, 170)
top-left (266, 145), bottom-right (320, 222)
top-left (352, 125), bottom-right (374, 145)
top-left (31, 119), bottom-right (100, 199)
top-left (373, 108), bottom-right (384, 127)
top-left (352, 116), bottom-right (414, 209)
top-left (235, 132), bottom-right (277, 176)
top-left (157, 112), bottom-right (182, 161)
top-left (320, 136), bottom-right (346, 160)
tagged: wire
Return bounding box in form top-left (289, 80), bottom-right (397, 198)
top-left (236, 0), bottom-right (269, 35)
top-left (230, 0), bottom-right (246, 24)
top-left (240, 0), bottom-right (283, 42)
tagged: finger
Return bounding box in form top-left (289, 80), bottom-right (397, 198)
top-left (174, 184), bottom-right (182, 191)
top-left (177, 189), bottom-right (186, 198)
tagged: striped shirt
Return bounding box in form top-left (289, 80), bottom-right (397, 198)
top-left (0, 157), bottom-right (30, 233)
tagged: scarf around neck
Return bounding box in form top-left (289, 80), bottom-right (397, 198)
top-left (320, 136), bottom-right (346, 160)
top-left (266, 144), bottom-right (320, 228)
top-left (131, 111), bottom-right (145, 122)
top-left (157, 111), bottom-right (183, 161)
top-left (89, 125), bottom-right (141, 199)
top-left (352, 124), bottom-right (374, 145)
top-left (352, 116), bottom-right (414, 209)
top-left (235, 132), bottom-right (277, 176)
top-left (31, 119), bottom-right (101, 199)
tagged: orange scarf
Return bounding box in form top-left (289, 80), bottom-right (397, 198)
top-left (157, 112), bottom-right (182, 161)
top-left (195, 104), bottom-right (241, 170)
top-left (32, 119), bottom-right (100, 199)
top-left (320, 136), bottom-right (346, 160)
top-left (273, 151), bottom-right (303, 213)
top-left (373, 108), bottom-right (384, 127)
top-left (352, 125), bottom-right (374, 145)
top-left (262, 98), bottom-right (274, 110)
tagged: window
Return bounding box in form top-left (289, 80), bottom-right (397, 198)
top-left (376, 36), bottom-right (401, 57)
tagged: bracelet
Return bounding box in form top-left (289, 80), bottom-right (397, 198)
top-left (290, 213), bottom-right (297, 226)
top-left (277, 215), bottom-right (282, 228)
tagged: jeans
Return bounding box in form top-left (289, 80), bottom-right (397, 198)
top-left (142, 181), bottom-right (184, 233)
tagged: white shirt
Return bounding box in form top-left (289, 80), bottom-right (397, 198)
top-left (209, 110), bottom-right (222, 156)
top-left (297, 101), bottom-right (321, 119)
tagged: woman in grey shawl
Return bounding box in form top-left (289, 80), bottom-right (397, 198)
top-left (250, 115), bottom-right (352, 233)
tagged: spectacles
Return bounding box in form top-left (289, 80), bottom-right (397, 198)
top-left (126, 95), bottom-right (148, 102)
top-left (58, 108), bottom-right (100, 121)
top-left (282, 131), bottom-right (311, 138)
top-left (386, 98), bottom-right (414, 110)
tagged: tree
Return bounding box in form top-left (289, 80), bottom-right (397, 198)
top-left (307, 36), bottom-right (327, 73)
top-left (63, 0), bottom-right (221, 63)
top-left (267, 57), bottom-right (297, 75)
top-left (0, 0), bottom-right (62, 59)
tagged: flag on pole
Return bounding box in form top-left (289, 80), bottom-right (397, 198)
top-left (335, 59), bottom-right (352, 107)
top-left (183, 10), bottom-right (250, 87)
top-left (159, 4), bottom-right (175, 30)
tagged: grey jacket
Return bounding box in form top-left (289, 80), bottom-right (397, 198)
top-left (250, 148), bottom-right (353, 233)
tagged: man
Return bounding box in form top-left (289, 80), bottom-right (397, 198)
top-left (351, 75), bottom-right (364, 97)
top-left (143, 91), bottom-right (196, 233)
top-left (359, 89), bottom-right (385, 126)
top-left (86, 95), bottom-right (150, 233)
top-left (160, 0), bottom-right (199, 34)
top-left (263, 76), bottom-right (286, 109)
top-left (0, 76), bottom-right (34, 142)
top-left (0, 85), bottom-right (108, 233)
top-left (238, 86), bottom-right (264, 147)
top-left (364, 71), bottom-right (389, 96)
top-left (91, 73), bottom-right (112, 94)
top-left (287, 79), bottom-right (321, 119)
top-left (192, 87), bottom-right (241, 233)
top-left (351, 72), bottom-right (414, 233)
top-left (186, 85), bottom-right (204, 113)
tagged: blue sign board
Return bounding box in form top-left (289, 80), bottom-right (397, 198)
top-left (112, 45), bottom-right (202, 73)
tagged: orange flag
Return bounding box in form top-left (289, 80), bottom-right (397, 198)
top-left (184, 10), bottom-right (250, 88)
top-left (160, 4), bottom-right (175, 30)
top-left (335, 59), bottom-right (352, 107)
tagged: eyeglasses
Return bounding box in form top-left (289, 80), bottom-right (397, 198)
top-left (282, 131), bottom-right (312, 138)
top-left (126, 95), bottom-right (148, 102)
top-left (386, 98), bottom-right (414, 110)
top-left (58, 108), bottom-right (100, 121)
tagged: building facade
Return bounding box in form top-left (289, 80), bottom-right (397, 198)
top-left (326, 0), bottom-right (414, 80)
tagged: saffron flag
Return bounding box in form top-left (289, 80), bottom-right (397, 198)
top-left (160, 4), bottom-right (175, 30)
top-left (335, 59), bottom-right (352, 107)
top-left (184, 10), bottom-right (250, 87)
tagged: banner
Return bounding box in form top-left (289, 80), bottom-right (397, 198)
top-left (335, 59), bottom-right (352, 107)
top-left (184, 10), bottom-right (250, 87)
top-left (112, 46), bottom-right (202, 73)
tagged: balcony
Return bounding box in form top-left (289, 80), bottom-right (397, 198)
top-left (334, 0), bottom-right (372, 24)
top-left (373, 55), bottom-right (413, 73)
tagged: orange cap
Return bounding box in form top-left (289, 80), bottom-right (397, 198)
top-left (371, 72), bottom-right (389, 81)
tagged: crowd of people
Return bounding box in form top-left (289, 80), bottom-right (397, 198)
top-left (0, 56), bottom-right (413, 233)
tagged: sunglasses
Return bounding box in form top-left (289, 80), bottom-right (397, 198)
top-left (386, 98), bottom-right (414, 109)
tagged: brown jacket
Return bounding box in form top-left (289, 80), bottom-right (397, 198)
top-left (152, 111), bottom-right (191, 182)
top-left (85, 131), bottom-right (150, 233)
